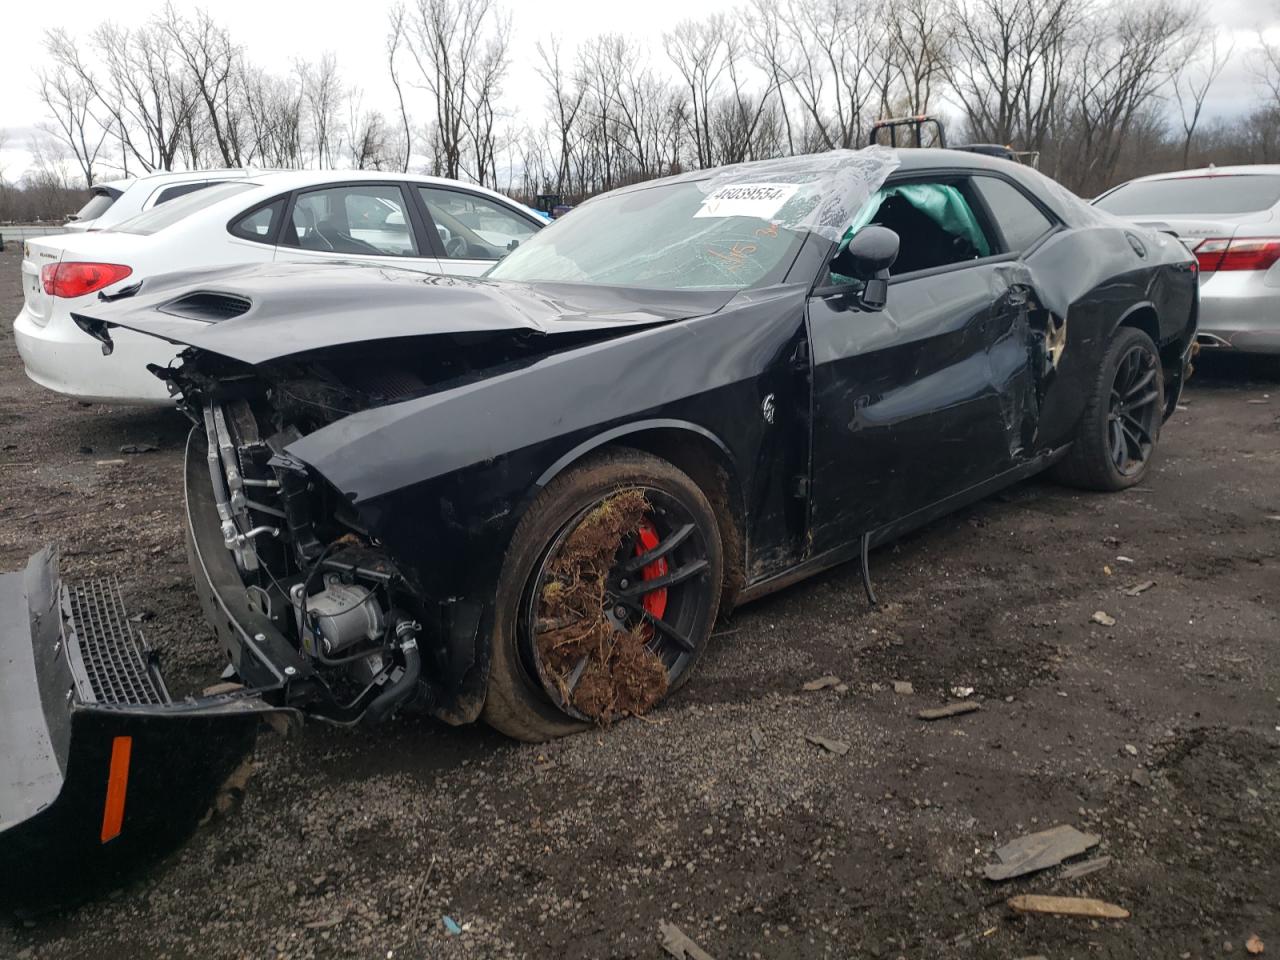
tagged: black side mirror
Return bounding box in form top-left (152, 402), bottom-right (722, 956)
top-left (830, 226), bottom-right (900, 311)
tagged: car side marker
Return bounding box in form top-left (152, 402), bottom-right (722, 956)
top-left (100, 736), bottom-right (133, 843)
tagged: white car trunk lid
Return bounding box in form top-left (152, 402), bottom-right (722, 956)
top-left (21, 232), bottom-right (153, 325)
top-left (20, 239), bottom-right (67, 326)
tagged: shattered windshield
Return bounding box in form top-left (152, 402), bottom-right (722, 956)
top-left (489, 147), bottom-right (898, 291)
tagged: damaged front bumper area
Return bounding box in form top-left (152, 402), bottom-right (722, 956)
top-left (0, 548), bottom-right (283, 913)
top-left (183, 404), bottom-right (428, 727)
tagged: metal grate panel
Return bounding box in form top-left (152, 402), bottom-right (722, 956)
top-left (65, 579), bottom-right (169, 706)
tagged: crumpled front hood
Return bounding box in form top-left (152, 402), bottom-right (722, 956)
top-left (73, 260), bottom-right (732, 366)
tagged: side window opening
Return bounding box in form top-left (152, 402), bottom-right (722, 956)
top-left (229, 199), bottom-right (285, 243)
top-left (971, 177), bottom-right (1056, 254)
top-left (153, 181), bottom-right (212, 207)
top-left (285, 185), bottom-right (418, 257)
top-left (418, 186), bottom-right (538, 261)
top-left (830, 180), bottom-right (997, 284)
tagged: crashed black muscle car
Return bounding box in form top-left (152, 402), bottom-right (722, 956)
top-left (2, 147), bottom-right (1197, 903)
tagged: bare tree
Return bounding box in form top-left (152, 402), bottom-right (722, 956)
top-left (460, 18), bottom-right (511, 185)
top-left (1174, 29), bottom-right (1231, 167)
top-left (298, 52), bottom-right (343, 168)
top-left (161, 4), bottom-right (243, 166)
top-left (664, 16), bottom-right (731, 167)
top-left (945, 0), bottom-right (1080, 152)
top-left (1249, 14), bottom-right (1280, 109)
top-left (770, 0), bottom-right (889, 151)
top-left (402, 0), bottom-right (509, 182)
top-left (889, 0), bottom-right (953, 116)
top-left (535, 38), bottom-right (586, 194)
top-left (36, 65), bottom-right (110, 186)
top-left (745, 0), bottom-right (798, 154)
top-left (346, 95), bottom-right (392, 170)
top-left (1062, 0), bottom-right (1198, 192)
top-left (387, 5), bottom-right (414, 173)
top-left (95, 22), bottom-right (199, 172)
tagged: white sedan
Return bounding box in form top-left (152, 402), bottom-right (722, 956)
top-left (14, 170), bottom-right (544, 404)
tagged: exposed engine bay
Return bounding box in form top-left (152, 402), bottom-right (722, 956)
top-left (165, 342), bottom-right (517, 725)
top-left (199, 388), bottom-right (427, 723)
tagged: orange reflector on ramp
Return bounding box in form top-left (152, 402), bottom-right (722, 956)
top-left (100, 736), bottom-right (132, 843)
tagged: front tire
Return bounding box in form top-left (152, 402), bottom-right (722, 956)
top-left (1054, 326), bottom-right (1165, 491)
top-left (482, 448), bottom-right (724, 742)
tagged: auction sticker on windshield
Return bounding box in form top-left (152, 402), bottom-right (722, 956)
top-left (695, 183), bottom-right (799, 220)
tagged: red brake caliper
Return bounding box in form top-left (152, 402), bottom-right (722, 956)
top-left (634, 521), bottom-right (669, 620)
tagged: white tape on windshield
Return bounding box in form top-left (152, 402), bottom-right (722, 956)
top-left (694, 183), bottom-right (800, 220)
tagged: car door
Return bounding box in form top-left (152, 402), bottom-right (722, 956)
top-left (276, 182), bottom-right (443, 273)
top-left (414, 185), bottom-right (542, 277)
top-left (806, 173), bottom-right (1045, 554)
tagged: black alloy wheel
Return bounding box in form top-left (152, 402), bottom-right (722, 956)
top-left (1107, 342), bottom-right (1162, 477)
top-left (482, 448), bottom-right (725, 742)
top-left (519, 486), bottom-right (716, 721)
top-left (1053, 325), bottom-right (1165, 492)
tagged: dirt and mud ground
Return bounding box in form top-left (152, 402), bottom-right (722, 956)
top-left (0, 243), bottom-right (1277, 959)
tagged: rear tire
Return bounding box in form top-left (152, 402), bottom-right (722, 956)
top-left (482, 448), bottom-right (724, 742)
top-left (1053, 326), bottom-right (1164, 491)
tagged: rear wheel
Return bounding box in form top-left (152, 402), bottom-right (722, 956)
top-left (482, 449), bottom-right (724, 742)
top-left (1054, 326), bottom-right (1165, 491)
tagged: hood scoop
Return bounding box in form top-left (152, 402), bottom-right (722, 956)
top-left (159, 291), bottom-right (253, 323)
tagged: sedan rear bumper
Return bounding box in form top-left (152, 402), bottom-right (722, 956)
top-left (1196, 272), bottom-right (1280, 354)
top-left (13, 304), bottom-right (178, 404)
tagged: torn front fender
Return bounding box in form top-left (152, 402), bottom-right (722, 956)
top-left (0, 548), bottom-right (288, 913)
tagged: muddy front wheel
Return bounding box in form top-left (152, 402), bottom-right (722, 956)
top-left (482, 449), bottom-right (724, 742)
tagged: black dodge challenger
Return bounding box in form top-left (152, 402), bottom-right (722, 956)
top-left (1, 148), bottom-right (1198, 901)
top-left (84, 146), bottom-right (1200, 739)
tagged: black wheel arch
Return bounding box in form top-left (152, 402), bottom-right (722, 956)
top-left (532, 420), bottom-right (748, 610)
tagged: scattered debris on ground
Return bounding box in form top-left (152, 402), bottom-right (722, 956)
top-left (1060, 856), bottom-right (1112, 880)
top-left (119, 443), bottom-right (159, 454)
top-left (802, 675), bottom-right (841, 691)
top-left (918, 702), bottom-right (981, 721)
top-left (1007, 895), bottom-right (1129, 920)
top-left (1247, 934), bottom-right (1266, 955)
top-left (1091, 610), bottom-right (1117, 626)
top-left (950, 685), bottom-right (975, 698)
top-left (206, 758), bottom-right (258, 820)
top-left (892, 680), bottom-right (914, 695)
top-left (984, 825), bottom-right (1101, 881)
top-left (660, 920), bottom-right (716, 960)
top-left (1122, 581), bottom-right (1156, 597)
top-left (535, 489), bottom-right (668, 723)
top-left (804, 734), bottom-right (850, 756)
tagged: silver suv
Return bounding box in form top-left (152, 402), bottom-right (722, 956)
top-left (1095, 166), bottom-right (1280, 355)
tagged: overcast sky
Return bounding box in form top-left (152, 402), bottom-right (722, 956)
top-left (2, 0), bottom-right (1278, 182)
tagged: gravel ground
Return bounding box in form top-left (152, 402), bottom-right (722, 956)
top-left (1, 243), bottom-right (1278, 959)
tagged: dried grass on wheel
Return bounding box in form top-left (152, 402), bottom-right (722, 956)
top-left (535, 488), bottom-right (668, 722)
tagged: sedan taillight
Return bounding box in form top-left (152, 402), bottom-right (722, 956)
top-left (1192, 238), bottom-right (1280, 273)
top-left (40, 262), bottom-right (133, 298)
